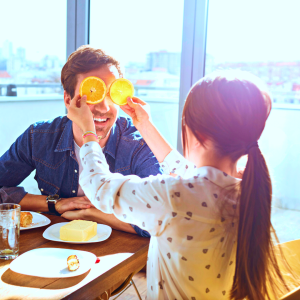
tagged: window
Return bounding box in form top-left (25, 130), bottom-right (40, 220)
top-left (0, 0), bottom-right (66, 97)
top-left (0, 0), bottom-right (67, 194)
top-left (206, 0), bottom-right (300, 106)
top-left (90, 0), bottom-right (184, 148)
top-left (206, 0), bottom-right (300, 242)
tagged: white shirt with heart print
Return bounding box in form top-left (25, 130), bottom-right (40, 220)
top-left (79, 141), bottom-right (240, 300)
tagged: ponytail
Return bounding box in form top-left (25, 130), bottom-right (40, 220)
top-left (230, 146), bottom-right (290, 300)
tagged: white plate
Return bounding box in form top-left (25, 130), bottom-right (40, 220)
top-left (20, 211), bottom-right (51, 230)
top-left (10, 248), bottom-right (96, 278)
top-left (43, 222), bottom-right (112, 244)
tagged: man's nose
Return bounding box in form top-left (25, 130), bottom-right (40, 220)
top-left (91, 97), bottom-right (110, 114)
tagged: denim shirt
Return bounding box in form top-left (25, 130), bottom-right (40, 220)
top-left (0, 116), bottom-right (162, 237)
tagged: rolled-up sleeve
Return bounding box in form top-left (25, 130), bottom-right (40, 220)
top-left (0, 186), bottom-right (27, 204)
top-left (0, 126), bottom-right (34, 196)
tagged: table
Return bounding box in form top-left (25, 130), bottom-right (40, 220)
top-left (0, 215), bottom-right (150, 300)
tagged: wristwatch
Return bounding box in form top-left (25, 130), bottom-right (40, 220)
top-left (46, 194), bottom-right (61, 216)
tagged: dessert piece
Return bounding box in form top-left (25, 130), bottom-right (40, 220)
top-left (67, 255), bottom-right (80, 271)
top-left (20, 212), bottom-right (33, 227)
top-left (60, 220), bottom-right (97, 242)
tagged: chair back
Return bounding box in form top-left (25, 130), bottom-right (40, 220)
top-left (278, 239), bottom-right (300, 300)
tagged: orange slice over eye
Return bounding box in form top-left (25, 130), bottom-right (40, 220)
top-left (109, 78), bottom-right (134, 106)
top-left (79, 76), bottom-right (107, 104)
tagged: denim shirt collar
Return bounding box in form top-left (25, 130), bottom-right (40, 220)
top-left (53, 117), bottom-right (119, 159)
top-left (103, 122), bottom-right (119, 160)
top-left (54, 118), bottom-right (74, 152)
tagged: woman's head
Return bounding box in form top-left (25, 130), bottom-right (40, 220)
top-left (182, 70), bottom-right (271, 161)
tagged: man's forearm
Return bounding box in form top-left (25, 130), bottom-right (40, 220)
top-left (19, 193), bottom-right (48, 212)
top-left (82, 208), bottom-right (137, 234)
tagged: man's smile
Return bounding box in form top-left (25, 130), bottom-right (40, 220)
top-left (93, 117), bottom-right (108, 123)
top-left (93, 117), bottom-right (111, 128)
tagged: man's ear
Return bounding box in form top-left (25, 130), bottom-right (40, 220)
top-left (64, 91), bottom-right (71, 108)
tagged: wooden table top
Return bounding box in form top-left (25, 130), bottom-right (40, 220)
top-left (0, 214), bottom-right (150, 300)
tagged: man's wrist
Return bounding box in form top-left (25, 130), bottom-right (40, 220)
top-left (54, 199), bottom-right (63, 215)
top-left (54, 198), bottom-right (65, 215)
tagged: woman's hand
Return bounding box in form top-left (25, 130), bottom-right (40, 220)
top-left (61, 209), bottom-right (86, 221)
top-left (67, 94), bottom-right (95, 133)
top-left (120, 97), bottom-right (151, 129)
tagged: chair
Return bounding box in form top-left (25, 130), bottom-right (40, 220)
top-left (278, 239), bottom-right (300, 300)
top-left (95, 270), bottom-right (143, 300)
top-left (110, 273), bottom-right (142, 300)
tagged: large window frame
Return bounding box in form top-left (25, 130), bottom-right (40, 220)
top-left (67, 0), bottom-right (209, 153)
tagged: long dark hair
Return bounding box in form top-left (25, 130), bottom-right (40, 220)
top-left (182, 70), bottom-right (294, 300)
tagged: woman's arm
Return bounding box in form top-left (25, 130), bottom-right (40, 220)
top-left (121, 98), bottom-right (196, 177)
top-left (67, 95), bottom-right (195, 178)
top-left (121, 97), bottom-right (173, 163)
top-left (66, 95), bottom-right (182, 236)
top-left (79, 141), bottom-right (174, 236)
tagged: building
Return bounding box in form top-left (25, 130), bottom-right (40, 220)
top-left (146, 51), bottom-right (181, 75)
top-left (2, 40), bottom-right (13, 59)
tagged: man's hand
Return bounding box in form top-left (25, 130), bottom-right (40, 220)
top-left (120, 97), bottom-right (151, 129)
top-left (55, 196), bottom-right (94, 215)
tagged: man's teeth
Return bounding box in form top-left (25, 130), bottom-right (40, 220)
top-left (94, 118), bottom-right (107, 122)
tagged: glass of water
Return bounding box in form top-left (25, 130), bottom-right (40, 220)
top-left (0, 204), bottom-right (21, 260)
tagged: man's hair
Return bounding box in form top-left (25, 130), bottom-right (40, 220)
top-left (61, 45), bottom-right (122, 99)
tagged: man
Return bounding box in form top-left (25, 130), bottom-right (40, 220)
top-left (0, 45), bottom-right (161, 237)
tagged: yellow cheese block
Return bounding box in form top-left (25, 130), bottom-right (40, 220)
top-left (60, 220), bottom-right (97, 242)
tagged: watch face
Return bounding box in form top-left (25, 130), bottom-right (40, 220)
top-left (48, 199), bottom-right (57, 203)
top-left (47, 194), bottom-right (60, 201)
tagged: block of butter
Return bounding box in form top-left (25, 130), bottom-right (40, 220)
top-left (60, 220), bottom-right (97, 242)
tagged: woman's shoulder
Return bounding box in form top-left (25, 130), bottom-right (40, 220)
top-left (162, 167), bottom-right (240, 217)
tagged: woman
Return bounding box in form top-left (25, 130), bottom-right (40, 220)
top-left (67, 70), bottom-right (295, 300)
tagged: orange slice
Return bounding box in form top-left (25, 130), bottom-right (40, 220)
top-left (109, 78), bottom-right (134, 106)
top-left (79, 76), bottom-right (106, 104)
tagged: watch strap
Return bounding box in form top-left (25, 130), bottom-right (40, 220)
top-left (46, 195), bottom-right (61, 216)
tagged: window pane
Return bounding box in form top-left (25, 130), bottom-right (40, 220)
top-left (0, 0), bottom-right (66, 98)
top-left (0, 0), bottom-right (67, 194)
top-left (90, 0), bottom-right (184, 148)
top-left (206, 0), bottom-right (300, 242)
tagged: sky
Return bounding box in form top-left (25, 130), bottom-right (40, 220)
top-left (206, 0), bottom-right (300, 63)
top-left (0, 0), bottom-right (66, 62)
top-left (0, 0), bottom-right (300, 65)
top-left (89, 0), bottom-right (184, 66)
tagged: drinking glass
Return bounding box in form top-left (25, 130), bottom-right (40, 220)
top-left (0, 203), bottom-right (21, 260)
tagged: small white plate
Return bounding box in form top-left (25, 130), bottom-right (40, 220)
top-left (43, 222), bottom-right (112, 244)
top-left (10, 248), bottom-right (96, 277)
top-left (20, 212), bottom-right (51, 230)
